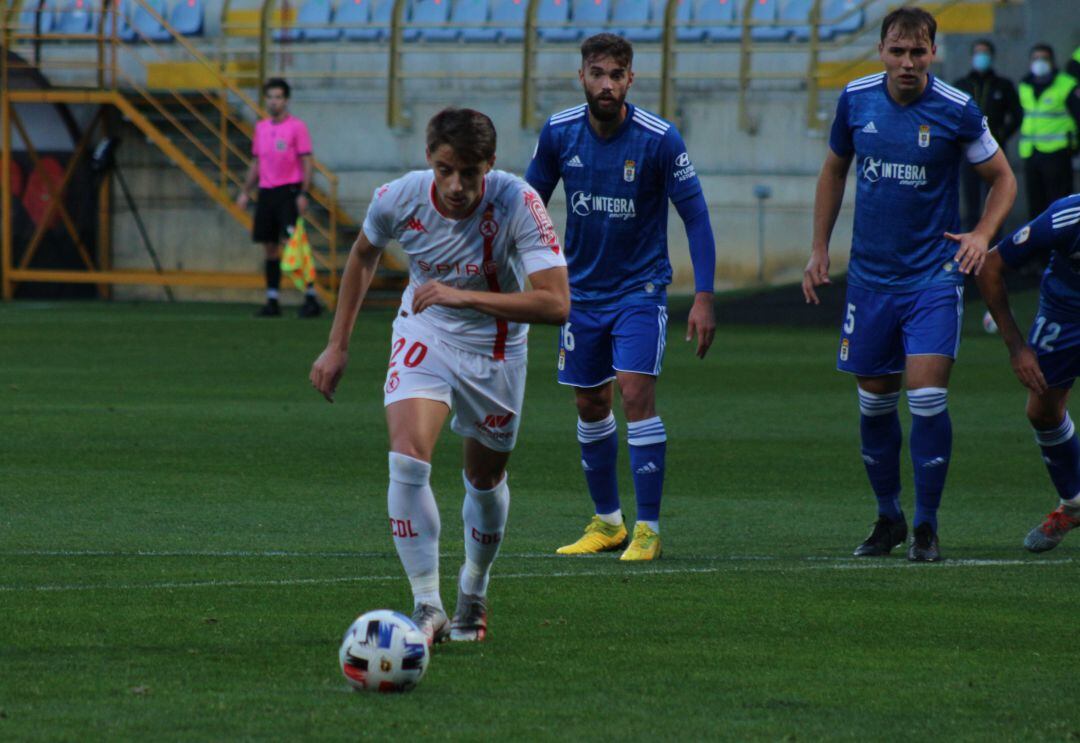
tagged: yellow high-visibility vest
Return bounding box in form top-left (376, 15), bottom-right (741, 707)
top-left (1019, 72), bottom-right (1078, 157)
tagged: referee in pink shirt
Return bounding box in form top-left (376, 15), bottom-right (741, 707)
top-left (237, 78), bottom-right (320, 317)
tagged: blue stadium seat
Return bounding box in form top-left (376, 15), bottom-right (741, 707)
top-left (489, 0), bottom-right (525, 41)
top-left (673, 0), bottom-right (702, 43)
top-left (169, 0), bottom-right (204, 35)
top-left (132, 0), bottom-right (172, 41)
top-left (297, 0), bottom-right (338, 40)
top-left (819, 0), bottom-right (862, 40)
top-left (455, 0), bottom-right (496, 43)
top-left (19, 1), bottom-right (58, 35)
top-left (613, 0), bottom-right (657, 43)
top-left (339, 0), bottom-right (377, 40)
top-left (782, 0), bottom-right (813, 41)
top-left (536, 0), bottom-right (576, 42)
top-left (55, 0), bottom-right (96, 34)
top-left (572, 0), bottom-right (611, 39)
top-left (696, 0), bottom-right (739, 42)
top-left (407, 0), bottom-right (452, 41)
top-left (750, 0), bottom-right (788, 41)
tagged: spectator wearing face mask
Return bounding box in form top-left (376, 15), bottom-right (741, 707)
top-left (954, 39), bottom-right (1023, 232)
top-left (1018, 44), bottom-right (1080, 220)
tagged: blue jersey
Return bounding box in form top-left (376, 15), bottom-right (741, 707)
top-left (525, 103), bottom-right (703, 306)
top-left (829, 72), bottom-right (999, 293)
top-left (997, 194), bottom-right (1080, 319)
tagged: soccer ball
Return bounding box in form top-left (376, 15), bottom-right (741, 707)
top-left (982, 310), bottom-right (999, 334)
top-left (339, 610), bottom-right (429, 693)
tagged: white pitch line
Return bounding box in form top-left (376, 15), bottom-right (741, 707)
top-left (0, 558), bottom-right (1073, 594)
top-left (0, 549), bottom-right (778, 561)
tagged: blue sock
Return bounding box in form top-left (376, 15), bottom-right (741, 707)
top-left (627, 417), bottom-right (666, 524)
top-left (1034, 413), bottom-right (1080, 502)
top-left (908, 388), bottom-right (952, 532)
top-left (577, 414), bottom-right (620, 516)
top-left (857, 389), bottom-right (903, 521)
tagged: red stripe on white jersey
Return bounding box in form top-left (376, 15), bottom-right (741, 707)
top-left (480, 203), bottom-right (507, 360)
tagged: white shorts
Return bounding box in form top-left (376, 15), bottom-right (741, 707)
top-left (382, 317), bottom-right (527, 452)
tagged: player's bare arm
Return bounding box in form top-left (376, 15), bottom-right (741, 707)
top-left (297, 154), bottom-right (313, 213)
top-left (237, 156), bottom-right (259, 209)
top-left (944, 150), bottom-right (1016, 276)
top-left (804, 149), bottom-right (853, 304)
top-left (975, 248), bottom-right (1046, 393)
top-left (411, 266), bottom-right (570, 325)
top-left (309, 231), bottom-right (384, 402)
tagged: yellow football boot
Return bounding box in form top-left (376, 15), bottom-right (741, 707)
top-left (555, 515), bottom-right (628, 555)
top-left (619, 523), bottom-right (662, 561)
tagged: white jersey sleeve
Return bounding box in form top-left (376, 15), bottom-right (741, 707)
top-left (505, 181), bottom-right (566, 276)
top-left (361, 176), bottom-right (413, 248)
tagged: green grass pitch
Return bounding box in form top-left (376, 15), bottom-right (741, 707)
top-left (3, 295), bottom-right (1080, 740)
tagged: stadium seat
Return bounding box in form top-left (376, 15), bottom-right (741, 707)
top-left (455, 0), bottom-right (496, 43)
top-left (749, 0), bottom-right (788, 41)
top-left (407, 0), bottom-right (453, 41)
top-left (169, 0), bottom-right (204, 35)
top-left (819, 0), bottom-right (862, 40)
top-left (19, 0), bottom-right (58, 35)
top-left (295, 0), bottom-right (338, 40)
top-left (339, 0), bottom-right (378, 40)
top-left (673, 0), bottom-right (702, 43)
top-left (696, 0), bottom-right (739, 42)
top-left (55, 0), bottom-right (96, 34)
top-left (489, 0), bottom-right (525, 42)
top-left (132, 0), bottom-right (172, 41)
top-left (782, 0), bottom-right (813, 41)
top-left (613, 0), bottom-right (658, 43)
top-left (536, 0), bottom-right (576, 43)
top-left (572, 0), bottom-right (611, 39)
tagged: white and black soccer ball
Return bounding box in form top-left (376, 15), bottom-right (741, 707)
top-left (982, 310), bottom-right (999, 334)
top-left (339, 610), bottom-right (429, 693)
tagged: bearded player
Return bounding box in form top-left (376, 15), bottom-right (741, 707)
top-left (310, 108), bottom-right (569, 645)
top-left (525, 33), bottom-right (717, 561)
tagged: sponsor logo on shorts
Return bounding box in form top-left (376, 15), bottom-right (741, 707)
top-left (475, 412), bottom-right (516, 441)
top-left (840, 338), bottom-right (850, 361)
top-left (385, 370), bottom-right (400, 393)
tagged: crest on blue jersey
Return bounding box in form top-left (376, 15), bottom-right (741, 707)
top-left (624, 160), bottom-right (636, 182)
top-left (918, 125), bottom-right (930, 148)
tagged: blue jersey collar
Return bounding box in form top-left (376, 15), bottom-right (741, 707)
top-left (586, 102), bottom-right (635, 145)
top-left (882, 72), bottom-right (936, 109)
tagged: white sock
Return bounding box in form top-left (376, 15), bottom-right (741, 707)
top-left (460, 471), bottom-right (510, 597)
top-left (638, 520), bottom-right (660, 534)
top-left (597, 509), bottom-right (622, 526)
top-left (387, 452), bottom-right (442, 610)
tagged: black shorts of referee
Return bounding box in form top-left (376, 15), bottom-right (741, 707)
top-left (253, 183), bottom-right (301, 244)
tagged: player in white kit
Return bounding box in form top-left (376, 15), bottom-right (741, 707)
top-left (310, 109), bottom-right (569, 645)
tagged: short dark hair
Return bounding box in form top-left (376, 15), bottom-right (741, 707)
top-left (880, 6), bottom-right (936, 45)
top-left (426, 107), bottom-right (497, 164)
top-left (971, 38), bottom-right (994, 55)
top-left (580, 33), bottom-right (633, 68)
top-left (1030, 43), bottom-right (1055, 62)
top-left (263, 77), bottom-right (290, 98)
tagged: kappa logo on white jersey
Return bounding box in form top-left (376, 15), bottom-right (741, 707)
top-left (566, 155), bottom-right (584, 168)
top-left (861, 121), bottom-right (878, 133)
top-left (570, 191), bottom-right (637, 220)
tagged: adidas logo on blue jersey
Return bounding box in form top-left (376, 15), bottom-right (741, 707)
top-left (566, 155), bottom-right (584, 168)
top-left (861, 121), bottom-right (878, 134)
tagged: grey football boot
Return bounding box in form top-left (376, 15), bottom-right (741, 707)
top-left (1025, 503), bottom-right (1080, 553)
top-left (411, 603), bottom-right (450, 647)
top-left (450, 567), bottom-right (488, 642)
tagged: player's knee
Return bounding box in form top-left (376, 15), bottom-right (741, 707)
top-left (463, 464), bottom-right (506, 491)
top-left (907, 387), bottom-right (948, 417)
top-left (575, 392), bottom-right (611, 421)
top-left (389, 451), bottom-right (432, 486)
top-left (620, 385), bottom-right (656, 421)
top-left (1026, 397), bottom-right (1066, 430)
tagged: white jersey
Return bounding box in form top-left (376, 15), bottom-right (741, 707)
top-left (363, 169), bottom-right (565, 359)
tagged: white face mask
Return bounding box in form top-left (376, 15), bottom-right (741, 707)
top-left (1031, 59), bottom-right (1052, 77)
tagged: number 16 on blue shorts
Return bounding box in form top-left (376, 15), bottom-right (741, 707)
top-left (558, 303), bottom-right (669, 388)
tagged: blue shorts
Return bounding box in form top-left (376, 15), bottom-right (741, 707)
top-left (1030, 310), bottom-right (1080, 389)
top-left (557, 302), bottom-right (668, 387)
top-left (837, 283), bottom-right (964, 377)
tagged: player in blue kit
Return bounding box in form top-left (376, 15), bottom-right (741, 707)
top-left (977, 194), bottom-right (1080, 552)
top-left (525, 34), bottom-right (717, 561)
top-left (802, 7), bottom-right (1016, 561)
